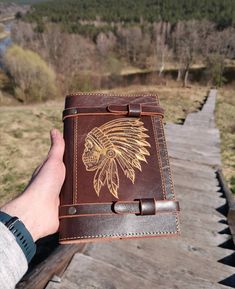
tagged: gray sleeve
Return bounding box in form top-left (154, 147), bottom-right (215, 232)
top-left (0, 222), bottom-right (28, 289)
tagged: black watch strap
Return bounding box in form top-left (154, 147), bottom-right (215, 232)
top-left (0, 211), bottom-right (36, 263)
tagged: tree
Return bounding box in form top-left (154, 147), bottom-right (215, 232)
top-left (116, 26), bottom-right (151, 68)
top-left (204, 27), bottom-right (235, 86)
top-left (172, 20), bottom-right (214, 86)
top-left (96, 31), bottom-right (116, 57)
top-left (152, 21), bottom-right (172, 75)
top-left (4, 45), bottom-right (57, 103)
top-left (15, 11), bottom-right (22, 19)
top-left (12, 23), bottom-right (98, 93)
top-left (172, 21), bottom-right (200, 86)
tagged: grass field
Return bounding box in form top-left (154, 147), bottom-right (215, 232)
top-left (216, 88), bottom-right (235, 191)
top-left (0, 83), bottom-right (234, 206)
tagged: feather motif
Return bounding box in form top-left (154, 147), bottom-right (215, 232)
top-left (83, 118), bottom-right (151, 198)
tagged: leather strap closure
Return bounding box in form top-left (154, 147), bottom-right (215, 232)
top-left (63, 104), bottom-right (164, 120)
top-left (59, 199), bottom-right (180, 218)
top-left (107, 104), bottom-right (164, 116)
top-left (128, 104), bottom-right (141, 117)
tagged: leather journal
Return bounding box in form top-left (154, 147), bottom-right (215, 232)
top-left (59, 92), bottom-right (180, 243)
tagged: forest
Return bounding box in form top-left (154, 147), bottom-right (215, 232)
top-left (0, 0), bottom-right (47, 4)
top-left (3, 0), bottom-right (231, 99)
top-left (25, 0), bottom-right (235, 28)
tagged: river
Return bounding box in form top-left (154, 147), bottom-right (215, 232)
top-left (0, 21), bottom-right (13, 56)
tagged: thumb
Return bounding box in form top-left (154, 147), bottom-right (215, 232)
top-left (48, 129), bottom-right (65, 161)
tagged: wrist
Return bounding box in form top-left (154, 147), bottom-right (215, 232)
top-left (0, 194), bottom-right (41, 241)
top-left (0, 211), bottom-right (36, 263)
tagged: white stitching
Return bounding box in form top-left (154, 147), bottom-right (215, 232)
top-left (151, 116), bottom-right (166, 199)
top-left (73, 118), bottom-right (78, 204)
top-left (159, 117), bottom-right (175, 199)
top-left (65, 94), bottom-right (180, 241)
top-left (60, 229), bottom-right (179, 241)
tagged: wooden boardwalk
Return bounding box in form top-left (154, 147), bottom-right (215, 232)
top-left (46, 89), bottom-right (235, 289)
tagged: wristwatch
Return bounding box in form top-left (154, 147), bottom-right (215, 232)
top-left (0, 211), bottom-right (36, 263)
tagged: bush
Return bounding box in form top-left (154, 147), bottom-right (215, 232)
top-left (205, 54), bottom-right (226, 87)
top-left (4, 45), bottom-right (57, 103)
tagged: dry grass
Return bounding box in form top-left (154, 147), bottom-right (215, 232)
top-left (216, 88), bottom-right (235, 190)
top-left (107, 83), bottom-right (209, 123)
top-left (0, 102), bottom-right (63, 205)
top-left (0, 83), bottom-right (216, 206)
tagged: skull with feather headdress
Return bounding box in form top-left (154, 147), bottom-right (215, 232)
top-left (82, 118), bottom-right (151, 198)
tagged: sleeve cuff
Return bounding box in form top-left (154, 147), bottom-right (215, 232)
top-left (0, 222), bottom-right (28, 289)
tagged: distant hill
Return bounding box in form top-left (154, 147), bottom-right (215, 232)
top-left (0, 0), bottom-right (48, 4)
top-left (24, 0), bottom-right (235, 28)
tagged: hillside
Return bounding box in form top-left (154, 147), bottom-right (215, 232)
top-left (25, 0), bottom-right (235, 28)
top-left (0, 0), bottom-right (47, 4)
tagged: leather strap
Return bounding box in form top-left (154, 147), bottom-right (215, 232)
top-left (63, 104), bottom-right (164, 120)
top-left (59, 199), bottom-right (180, 218)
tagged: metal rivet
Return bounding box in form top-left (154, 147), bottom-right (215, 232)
top-left (71, 108), bottom-right (78, 114)
top-left (68, 206), bottom-right (77, 215)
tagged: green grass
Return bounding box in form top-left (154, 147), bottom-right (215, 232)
top-left (0, 103), bottom-right (63, 205)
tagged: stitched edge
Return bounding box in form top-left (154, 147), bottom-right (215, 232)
top-left (65, 102), bottom-right (180, 240)
top-left (159, 117), bottom-right (175, 199)
top-left (73, 118), bottom-right (78, 204)
top-left (60, 229), bottom-right (179, 241)
top-left (69, 92), bottom-right (159, 99)
top-left (151, 116), bottom-right (166, 199)
top-left (151, 116), bottom-right (180, 234)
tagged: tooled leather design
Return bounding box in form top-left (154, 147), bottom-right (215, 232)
top-left (82, 118), bottom-right (151, 198)
top-left (59, 93), bottom-right (180, 243)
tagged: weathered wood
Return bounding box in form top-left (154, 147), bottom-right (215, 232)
top-left (217, 169), bottom-right (235, 244)
top-left (184, 89), bottom-right (217, 128)
top-left (83, 239), bottom-right (233, 282)
top-left (46, 253), bottom-right (160, 289)
top-left (168, 148), bottom-right (221, 167)
top-left (16, 244), bottom-right (85, 289)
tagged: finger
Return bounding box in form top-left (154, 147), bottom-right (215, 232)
top-left (48, 129), bottom-right (65, 162)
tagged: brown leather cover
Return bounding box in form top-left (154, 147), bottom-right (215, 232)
top-left (59, 92), bottom-right (180, 243)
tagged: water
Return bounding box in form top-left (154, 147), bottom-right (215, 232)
top-left (0, 21), bottom-right (13, 56)
top-left (0, 36), bottom-right (12, 55)
top-left (0, 21), bottom-right (13, 70)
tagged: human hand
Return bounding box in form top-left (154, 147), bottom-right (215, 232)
top-left (0, 129), bottom-right (65, 241)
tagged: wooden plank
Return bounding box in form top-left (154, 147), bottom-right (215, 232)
top-left (217, 169), bottom-right (235, 243)
top-left (80, 235), bottom-right (233, 287)
top-left (166, 131), bottom-right (221, 146)
top-left (170, 158), bottom-right (217, 175)
top-left (46, 253), bottom-right (160, 289)
top-left (168, 148), bottom-right (221, 167)
top-left (16, 244), bottom-right (86, 289)
top-left (81, 245), bottom-right (228, 289)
